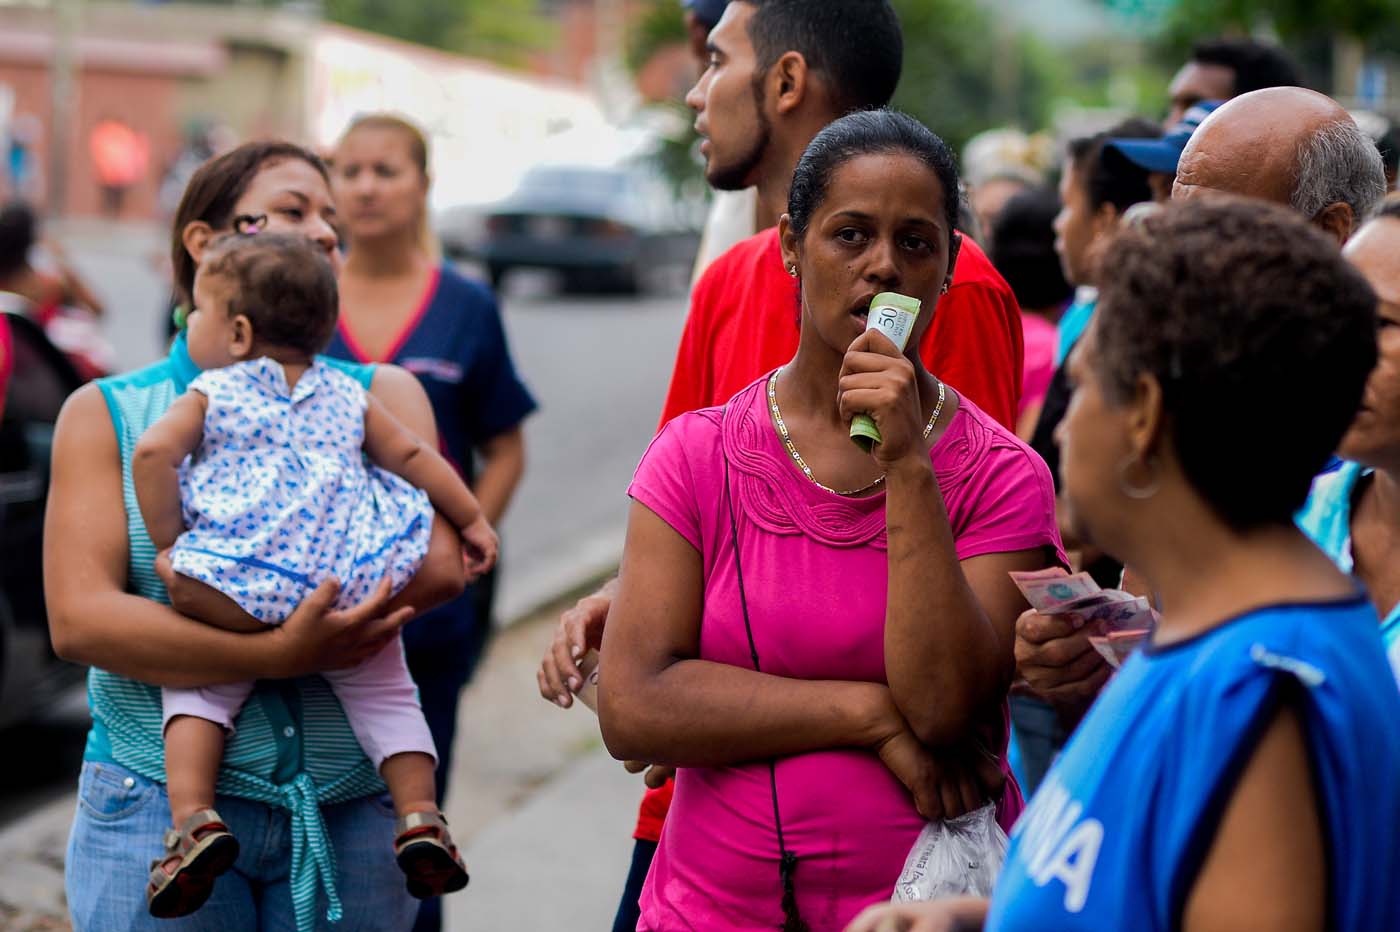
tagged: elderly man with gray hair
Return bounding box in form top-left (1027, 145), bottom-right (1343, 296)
top-left (1173, 86), bottom-right (1387, 243)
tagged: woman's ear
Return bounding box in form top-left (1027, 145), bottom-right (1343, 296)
top-left (1091, 203), bottom-right (1122, 242)
top-left (229, 314), bottom-right (255, 358)
top-left (182, 221), bottom-right (215, 265)
top-left (944, 231), bottom-right (963, 292)
top-left (1125, 372), bottom-right (1165, 462)
top-left (778, 213), bottom-right (801, 278)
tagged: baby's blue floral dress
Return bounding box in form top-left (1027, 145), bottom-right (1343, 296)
top-left (169, 357), bottom-right (432, 623)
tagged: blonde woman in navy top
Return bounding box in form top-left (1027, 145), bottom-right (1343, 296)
top-left (327, 115), bottom-right (536, 932)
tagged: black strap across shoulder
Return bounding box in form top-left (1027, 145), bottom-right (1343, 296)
top-left (723, 453), bottom-right (810, 932)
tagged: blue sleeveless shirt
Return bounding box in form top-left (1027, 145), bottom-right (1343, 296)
top-left (90, 335), bottom-right (386, 932)
top-left (987, 596), bottom-right (1400, 931)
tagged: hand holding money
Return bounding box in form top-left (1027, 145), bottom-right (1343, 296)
top-left (1009, 568), bottom-right (1156, 669)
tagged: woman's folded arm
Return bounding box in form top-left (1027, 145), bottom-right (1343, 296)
top-left (598, 502), bottom-right (897, 766)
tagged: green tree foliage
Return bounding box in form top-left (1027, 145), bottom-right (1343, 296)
top-left (626, 0), bottom-right (688, 75)
top-left (891, 0), bottom-right (1064, 153)
top-left (1159, 0), bottom-right (1400, 44)
top-left (323, 0), bottom-right (556, 65)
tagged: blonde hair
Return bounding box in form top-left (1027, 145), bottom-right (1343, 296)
top-left (337, 113), bottom-right (439, 261)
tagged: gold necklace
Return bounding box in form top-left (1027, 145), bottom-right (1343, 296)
top-left (767, 369), bottom-right (946, 497)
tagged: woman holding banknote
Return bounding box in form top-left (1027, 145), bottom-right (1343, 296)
top-left (850, 200), bottom-right (1400, 932)
top-left (597, 111), bottom-right (1066, 932)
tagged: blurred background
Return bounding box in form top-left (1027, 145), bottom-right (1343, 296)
top-left (1, 0), bottom-right (1399, 928)
top-left (4, 0), bottom-right (1399, 229)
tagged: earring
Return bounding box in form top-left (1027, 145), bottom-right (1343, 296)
top-left (787, 264), bottom-right (798, 278)
top-left (939, 283), bottom-right (950, 295)
top-left (1117, 454), bottom-right (1161, 500)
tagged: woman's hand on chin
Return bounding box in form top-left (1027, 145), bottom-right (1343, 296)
top-left (272, 576), bottom-right (414, 677)
top-left (838, 329), bottom-right (930, 471)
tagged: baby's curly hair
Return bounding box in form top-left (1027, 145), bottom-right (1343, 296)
top-left (198, 232), bottom-right (338, 357)
top-left (1093, 198), bottom-right (1378, 531)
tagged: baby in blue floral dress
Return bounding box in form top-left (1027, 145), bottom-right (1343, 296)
top-left (133, 233), bottom-right (494, 917)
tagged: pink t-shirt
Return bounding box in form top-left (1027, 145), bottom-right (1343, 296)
top-left (627, 375), bottom-right (1066, 932)
top-left (1019, 311), bottom-right (1058, 419)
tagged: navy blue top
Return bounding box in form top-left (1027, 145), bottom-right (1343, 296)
top-left (325, 263), bottom-right (536, 652)
top-left (987, 596), bottom-right (1400, 931)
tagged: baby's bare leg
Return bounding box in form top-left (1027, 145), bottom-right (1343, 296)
top-left (156, 551), bottom-right (265, 633)
top-left (381, 752), bottom-right (439, 817)
top-left (164, 715), bottom-right (226, 826)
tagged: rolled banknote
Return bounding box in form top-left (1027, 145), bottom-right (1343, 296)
top-left (851, 292), bottom-right (922, 452)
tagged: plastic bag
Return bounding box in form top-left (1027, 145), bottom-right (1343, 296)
top-left (891, 803), bottom-right (1008, 902)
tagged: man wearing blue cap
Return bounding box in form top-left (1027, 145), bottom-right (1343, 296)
top-left (1104, 100), bottom-right (1222, 202)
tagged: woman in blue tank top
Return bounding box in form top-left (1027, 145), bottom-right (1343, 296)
top-left (47, 141), bottom-right (467, 932)
top-left (849, 201), bottom-right (1400, 930)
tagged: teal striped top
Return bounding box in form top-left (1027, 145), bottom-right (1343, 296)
top-left (88, 335), bottom-right (386, 931)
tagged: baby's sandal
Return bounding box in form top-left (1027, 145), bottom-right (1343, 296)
top-left (394, 810), bottom-right (470, 899)
top-left (146, 808), bottom-right (241, 918)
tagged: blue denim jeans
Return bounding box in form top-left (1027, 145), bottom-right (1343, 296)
top-left (66, 760), bottom-right (418, 932)
top-left (1008, 694), bottom-right (1070, 799)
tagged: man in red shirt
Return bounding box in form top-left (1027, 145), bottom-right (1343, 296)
top-left (666, 5), bottom-right (1022, 429)
top-left (538, 2), bottom-right (1023, 928)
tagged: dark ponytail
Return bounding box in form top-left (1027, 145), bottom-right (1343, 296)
top-left (788, 110), bottom-right (961, 239)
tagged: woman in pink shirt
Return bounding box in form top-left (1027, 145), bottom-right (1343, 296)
top-left (599, 111), bottom-right (1066, 932)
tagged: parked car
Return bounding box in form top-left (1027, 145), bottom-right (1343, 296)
top-left (0, 301), bottom-right (86, 729)
top-left (459, 161), bottom-right (702, 294)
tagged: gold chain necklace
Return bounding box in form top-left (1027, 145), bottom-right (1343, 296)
top-left (767, 368), bottom-right (946, 497)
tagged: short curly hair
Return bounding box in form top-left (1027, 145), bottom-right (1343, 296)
top-left (1093, 198), bottom-right (1377, 530)
top-left (199, 232), bottom-right (339, 357)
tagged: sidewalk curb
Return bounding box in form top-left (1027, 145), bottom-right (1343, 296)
top-left (495, 526), bottom-right (623, 628)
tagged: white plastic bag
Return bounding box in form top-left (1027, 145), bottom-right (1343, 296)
top-left (891, 803), bottom-right (1008, 902)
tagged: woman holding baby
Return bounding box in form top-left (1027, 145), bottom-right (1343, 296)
top-left (46, 137), bottom-right (490, 932)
